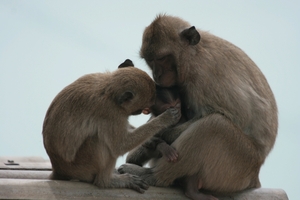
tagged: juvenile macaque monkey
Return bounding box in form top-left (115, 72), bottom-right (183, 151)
top-left (119, 15), bottom-right (278, 200)
top-left (42, 59), bottom-right (181, 193)
top-left (126, 86), bottom-right (187, 166)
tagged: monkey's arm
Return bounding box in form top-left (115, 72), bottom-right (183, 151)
top-left (142, 135), bottom-right (178, 162)
top-left (142, 137), bottom-right (165, 150)
top-left (156, 142), bottom-right (178, 162)
top-left (161, 118), bottom-right (199, 144)
top-left (126, 145), bottom-right (160, 166)
top-left (119, 108), bottom-right (181, 154)
top-left (127, 136), bottom-right (178, 165)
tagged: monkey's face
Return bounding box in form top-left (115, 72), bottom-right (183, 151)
top-left (141, 38), bottom-right (179, 87)
top-left (140, 15), bottom-right (201, 87)
top-left (139, 17), bottom-right (180, 87)
top-left (144, 54), bottom-right (178, 87)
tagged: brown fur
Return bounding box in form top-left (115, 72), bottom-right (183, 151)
top-left (42, 59), bottom-right (181, 193)
top-left (118, 15), bottom-right (278, 199)
top-left (126, 86), bottom-right (185, 165)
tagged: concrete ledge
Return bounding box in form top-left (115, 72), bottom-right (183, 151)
top-left (0, 170), bottom-right (51, 179)
top-left (0, 179), bottom-right (288, 200)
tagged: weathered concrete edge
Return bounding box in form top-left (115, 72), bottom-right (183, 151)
top-left (0, 179), bottom-right (288, 200)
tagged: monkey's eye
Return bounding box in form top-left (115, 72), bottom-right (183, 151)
top-left (145, 58), bottom-right (154, 63)
top-left (157, 56), bottom-right (166, 61)
top-left (156, 55), bottom-right (170, 62)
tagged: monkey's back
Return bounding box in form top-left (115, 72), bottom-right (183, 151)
top-left (183, 30), bottom-right (278, 158)
top-left (42, 67), bottom-right (156, 164)
top-left (42, 73), bottom-right (112, 163)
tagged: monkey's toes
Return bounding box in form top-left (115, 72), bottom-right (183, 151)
top-left (157, 143), bottom-right (178, 162)
top-left (117, 168), bottom-right (123, 174)
top-left (167, 154), bottom-right (178, 162)
top-left (117, 164), bottom-right (128, 174)
top-left (126, 174), bottom-right (149, 193)
top-left (118, 163), bottom-right (138, 175)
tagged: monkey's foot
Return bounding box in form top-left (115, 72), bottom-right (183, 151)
top-left (118, 164), bottom-right (158, 186)
top-left (95, 172), bottom-right (149, 194)
top-left (122, 173), bottom-right (149, 193)
top-left (118, 163), bottom-right (150, 176)
top-left (184, 177), bottom-right (218, 200)
top-left (157, 143), bottom-right (178, 162)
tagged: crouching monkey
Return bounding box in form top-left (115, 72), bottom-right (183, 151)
top-left (118, 15), bottom-right (278, 200)
top-left (42, 59), bottom-right (181, 193)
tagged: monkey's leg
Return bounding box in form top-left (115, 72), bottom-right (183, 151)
top-left (118, 120), bottom-right (202, 186)
top-left (156, 142), bottom-right (178, 162)
top-left (143, 136), bottom-right (178, 162)
top-left (143, 114), bottom-right (261, 192)
top-left (126, 145), bottom-right (160, 166)
top-left (160, 119), bottom-right (197, 144)
top-left (183, 176), bottom-right (218, 200)
top-left (94, 171), bottom-right (149, 193)
top-left (118, 163), bottom-right (152, 177)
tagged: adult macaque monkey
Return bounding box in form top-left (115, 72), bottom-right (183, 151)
top-left (126, 86), bottom-right (186, 166)
top-left (119, 15), bottom-right (278, 200)
top-left (42, 59), bottom-right (181, 193)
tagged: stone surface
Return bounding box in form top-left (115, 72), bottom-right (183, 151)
top-left (0, 179), bottom-right (289, 200)
top-left (0, 156), bottom-right (289, 199)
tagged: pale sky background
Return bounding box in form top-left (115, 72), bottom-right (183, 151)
top-left (0, 1), bottom-right (299, 199)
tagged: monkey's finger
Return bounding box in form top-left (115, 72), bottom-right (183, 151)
top-left (175, 102), bottom-right (181, 109)
top-left (171, 155), bottom-right (178, 162)
top-left (131, 182), bottom-right (149, 193)
top-left (140, 182), bottom-right (149, 190)
top-left (172, 153), bottom-right (179, 162)
top-left (134, 177), bottom-right (149, 190)
top-left (173, 152), bottom-right (179, 158)
top-left (130, 175), bottom-right (149, 191)
top-left (131, 185), bottom-right (146, 193)
top-left (166, 154), bottom-right (177, 162)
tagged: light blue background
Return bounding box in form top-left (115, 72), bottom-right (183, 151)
top-left (0, 1), bottom-right (299, 199)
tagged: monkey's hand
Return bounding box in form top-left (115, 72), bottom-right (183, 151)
top-left (158, 104), bottom-right (181, 126)
top-left (157, 142), bottom-right (178, 162)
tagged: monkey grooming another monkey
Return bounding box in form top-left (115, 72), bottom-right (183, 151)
top-left (42, 59), bottom-right (181, 193)
top-left (126, 86), bottom-right (187, 166)
top-left (118, 15), bottom-right (278, 200)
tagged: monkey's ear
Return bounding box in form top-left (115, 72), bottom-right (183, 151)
top-left (118, 59), bottom-right (135, 68)
top-left (180, 26), bottom-right (201, 45)
top-left (118, 91), bottom-right (134, 105)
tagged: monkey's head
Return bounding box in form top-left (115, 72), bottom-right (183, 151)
top-left (140, 14), bottom-right (200, 87)
top-left (114, 59), bottom-right (156, 116)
